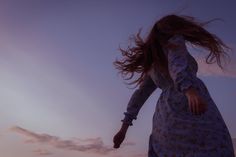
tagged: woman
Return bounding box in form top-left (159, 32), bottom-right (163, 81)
top-left (113, 14), bottom-right (235, 157)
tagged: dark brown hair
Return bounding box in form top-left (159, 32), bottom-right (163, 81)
top-left (114, 14), bottom-right (230, 87)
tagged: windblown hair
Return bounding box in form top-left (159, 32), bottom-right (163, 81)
top-left (114, 14), bottom-right (230, 88)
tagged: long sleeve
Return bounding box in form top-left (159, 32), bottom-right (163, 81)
top-left (121, 75), bottom-right (157, 126)
top-left (165, 35), bottom-right (197, 94)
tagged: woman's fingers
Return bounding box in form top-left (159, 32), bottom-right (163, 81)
top-left (114, 135), bottom-right (122, 148)
top-left (197, 97), bottom-right (203, 115)
top-left (194, 97), bottom-right (199, 115)
top-left (197, 96), bottom-right (206, 114)
top-left (200, 99), bottom-right (207, 114)
top-left (199, 101), bottom-right (204, 114)
top-left (190, 96), bottom-right (197, 115)
top-left (113, 131), bottom-right (126, 148)
top-left (186, 90), bottom-right (208, 115)
top-left (188, 96), bottom-right (205, 115)
top-left (188, 98), bottom-right (193, 113)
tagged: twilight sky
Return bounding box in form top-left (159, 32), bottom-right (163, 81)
top-left (0, 0), bottom-right (236, 157)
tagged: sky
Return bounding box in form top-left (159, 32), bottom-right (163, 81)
top-left (0, 0), bottom-right (236, 157)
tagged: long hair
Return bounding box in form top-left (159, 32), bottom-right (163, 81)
top-left (113, 14), bottom-right (230, 88)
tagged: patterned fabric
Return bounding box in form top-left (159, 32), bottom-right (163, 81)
top-left (121, 35), bottom-right (235, 157)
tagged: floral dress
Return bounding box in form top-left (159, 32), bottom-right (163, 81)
top-left (121, 35), bottom-right (235, 157)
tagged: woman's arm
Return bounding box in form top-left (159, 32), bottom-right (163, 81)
top-left (113, 75), bottom-right (157, 148)
top-left (121, 75), bottom-right (157, 126)
top-left (113, 123), bottom-right (129, 148)
top-left (165, 35), bottom-right (207, 115)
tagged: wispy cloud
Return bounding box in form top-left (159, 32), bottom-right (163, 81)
top-left (10, 126), bottom-right (235, 156)
top-left (194, 53), bottom-right (236, 78)
top-left (10, 126), bottom-right (134, 155)
top-left (33, 149), bottom-right (53, 156)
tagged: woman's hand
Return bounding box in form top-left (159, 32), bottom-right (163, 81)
top-left (185, 87), bottom-right (208, 115)
top-left (113, 130), bottom-right (126, 148)
top-left (113, 123), bottom-right (129, 148)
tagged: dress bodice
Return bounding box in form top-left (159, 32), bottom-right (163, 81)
top-left (148, 43), bottom-right (199, 91)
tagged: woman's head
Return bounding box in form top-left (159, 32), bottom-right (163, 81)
top-left (114, 14), bottom-right (230, 87)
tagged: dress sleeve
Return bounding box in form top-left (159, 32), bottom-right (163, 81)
top-left (121, 75), bottom-right (157, 126)
top-left (165, 35), bottom-right (197, 94)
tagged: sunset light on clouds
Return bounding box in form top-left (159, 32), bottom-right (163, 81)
top-left (0, 1), bottom-right (236, 157)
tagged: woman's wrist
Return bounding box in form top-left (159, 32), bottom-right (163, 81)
top-left (120, 123), bottom-right (129, 133)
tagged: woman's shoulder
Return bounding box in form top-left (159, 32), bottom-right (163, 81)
top-left (163, 34), bottom-right (186, 53)
top-left (167, 34), bottom-right (185, 46)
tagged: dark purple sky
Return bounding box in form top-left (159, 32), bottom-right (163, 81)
top-left (0, 1), bottom-right (235, 157)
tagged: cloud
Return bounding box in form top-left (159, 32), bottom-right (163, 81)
top-left (33, 149), bottom-right (53, 156)
top-left (10, 126), bottom-right (235, 157)
top-left (194, 53), bottom-right (236, 78)
top-left (10, 126), bottom-right (125, 155)
top-left (122, 141), bottom-right (136, 146)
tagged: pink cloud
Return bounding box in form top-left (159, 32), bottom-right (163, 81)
top-left (10, 126), bottom-right (134, 155)
top-left (194, 53), bottom-right (236, 78)
top-left (33, 149), bottom-right (53, 156)
top-left (122, 141), bottom-right (136, 146)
